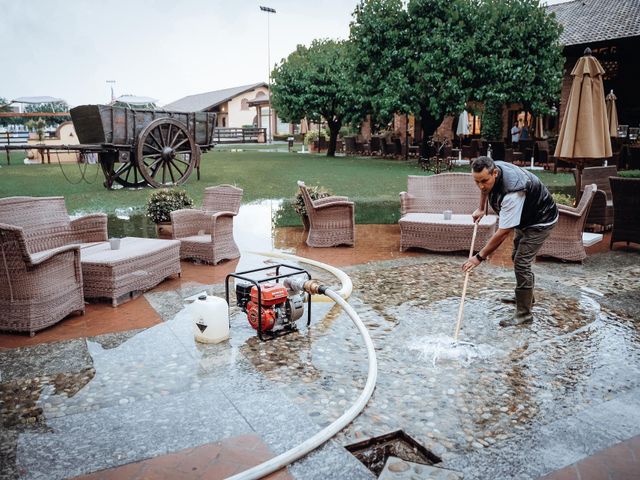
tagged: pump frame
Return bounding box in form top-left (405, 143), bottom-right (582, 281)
top-left (225, 263), bottom-right (312, 341)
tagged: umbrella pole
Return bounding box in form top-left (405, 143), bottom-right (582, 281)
top-left (575, 163), bottom-right (583, 203)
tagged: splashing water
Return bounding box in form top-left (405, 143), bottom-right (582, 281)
top-left (408, 334), bottom-right (503, 367)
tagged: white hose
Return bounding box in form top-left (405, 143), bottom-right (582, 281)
top-left (226, 288), bottom-right (377, 480)
top-left (249, 250), bottom-right (352, 301)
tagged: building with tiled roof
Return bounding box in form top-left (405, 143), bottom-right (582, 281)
top-left (549, 0), bottom-right (640, 46)
top-left (548, 0), bottom-right (640, 128)
top-left (163, 83), bottom-right (269, 131)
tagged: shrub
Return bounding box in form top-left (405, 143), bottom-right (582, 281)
top-left (339, 125), bottom-right (358, 138)
top-left (619, 170), bottom-right (640, 178)
top-left (303, 129), bottom-right (329, 146)
top-left (293, 185), bottom-right (332, 216)
top-left (551, 192), bottom-right (575, 207)
top-left (145, 188), bottom-right (193, 224)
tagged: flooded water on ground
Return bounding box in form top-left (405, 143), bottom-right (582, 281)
top-left (1, 222), bottom-right (638, 479)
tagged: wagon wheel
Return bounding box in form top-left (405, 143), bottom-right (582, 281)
top-left (136, 118), bottom-right (198, 188)
top-left (112, 155), bottom-right (146, 188)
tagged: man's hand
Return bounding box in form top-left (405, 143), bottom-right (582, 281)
top-left (462, 256), bottom-right (481, 272)
top-left (472, 208), bottom-right (485, 223)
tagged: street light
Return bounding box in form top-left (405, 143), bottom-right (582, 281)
top-left (106, 80), bottom-right (116, 103)
top-left (260, 5), bottom-right (276, 143)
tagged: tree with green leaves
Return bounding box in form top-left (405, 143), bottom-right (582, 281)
top-left (349, 0), bottom-right (563, 149)
top-left (271, 39), bottom-right (359, 157)
top-left (471, 0), bottom-right (564, 116)
top-left (0, 97), bottom-right (25, 127)
top-left (407, 0), bottom-right (477, 153)
top-left (472, 0), bottom-right (564, 140)
top-left (25, 101), bottom-right (71, 126)
top-left (350, 0), bottom-right (477, 156)
top-left (349, 0), bottom-right (412, 130)
top-left (0, 97), bottom-right (11, 112)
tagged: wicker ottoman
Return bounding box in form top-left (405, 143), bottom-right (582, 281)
top-left (80, 237), bottom-right (181, 306)
top-left (399, 213), bottom-right (498, 252)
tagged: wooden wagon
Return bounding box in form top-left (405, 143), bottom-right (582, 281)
top-left (69, 105), bottom-right (216, 188)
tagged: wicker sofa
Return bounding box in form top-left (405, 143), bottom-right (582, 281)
top-left (399, 174), bottom-right (498, 252)
top-left (0, 196), bottom-right (107, 334)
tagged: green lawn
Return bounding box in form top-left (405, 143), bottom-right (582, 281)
top-left (0, 148), bottom-right (575, 225)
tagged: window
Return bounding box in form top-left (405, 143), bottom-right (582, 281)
top-left (222, 117), bottom-right (226, 127)
top-left (241, 98), bottom-right (249, 110)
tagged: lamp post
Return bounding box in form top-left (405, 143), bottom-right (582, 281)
top-left (106, 80), bottom-right (116, 104)
top-left (260, 5), bottom-right (276, 143)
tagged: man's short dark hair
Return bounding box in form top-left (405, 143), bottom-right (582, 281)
top-left (471, 156), bottom-right (495, 173)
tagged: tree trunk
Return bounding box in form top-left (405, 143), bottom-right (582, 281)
top-left (326, 119), bottom-right (342, 157)
top-left (418, 106), bottom-right (439, 159)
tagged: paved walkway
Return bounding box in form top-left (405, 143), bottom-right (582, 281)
top-left (1, 225), bottom-right (638, 480)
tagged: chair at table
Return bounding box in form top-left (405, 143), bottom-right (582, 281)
top-left (461, 140), bottom-right (478, 160)
top-left (344, 136), bottom-right (358, 155)
top-left (534, 140), bottom-right (550, 168)
top-left (537, 184), bottom-right (597, 262)
top-left (609, 176), bottom-right (640, 249)
top-left (170, 185), bottom-right (243, 264)
top-left (575, 166), bottom-right (617, 231)
top-left (297, 181), bottom-right (355, 247)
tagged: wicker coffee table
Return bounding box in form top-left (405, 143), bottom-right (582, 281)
top-left (80, 237), bottom-right (181, 306)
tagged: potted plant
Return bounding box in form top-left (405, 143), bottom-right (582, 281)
top-left (304, 129), bottom-right (329, 153)
top-left (551, 192), bottom-right (575, 207)
top-left (294, 184), bottom-right (331, 230)
top-left (145, 188), bottom-right (193, 237)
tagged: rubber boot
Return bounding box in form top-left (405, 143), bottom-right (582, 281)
top-left (499, 292), bottom-right (535, 305)
top-left (499, 288), bottom-right (534, 327)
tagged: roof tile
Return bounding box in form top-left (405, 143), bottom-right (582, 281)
top-left (548, 0), bottom-right (640, 46)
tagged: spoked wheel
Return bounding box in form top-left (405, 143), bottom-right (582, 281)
top-left (112, 158), bottom-right (146, 188)
top-left (136, 118), bottom-right (198, 188)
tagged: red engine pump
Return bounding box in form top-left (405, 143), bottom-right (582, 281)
top-left (246, 283), bottom-right (287, 332)
top-left (240, 282), bottom-right (306, 333)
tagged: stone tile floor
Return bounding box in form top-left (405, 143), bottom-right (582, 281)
top-left (0, 225), bottom-right (639, 480)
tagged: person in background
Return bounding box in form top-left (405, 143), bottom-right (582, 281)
top-left (462, 157), bottom-right (558, 327)
top-left (510, 121), bottom-right (521, 144)
top-left (520, 123), bottom-right (529, 141)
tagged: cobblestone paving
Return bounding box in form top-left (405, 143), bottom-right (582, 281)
top-left (1, 251), bottom-right (638, 479)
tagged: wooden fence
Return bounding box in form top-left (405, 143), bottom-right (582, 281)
top-left (213, 127), bottom-right (266, 144)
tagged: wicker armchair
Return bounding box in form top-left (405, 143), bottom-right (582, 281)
top-left (461, 140), bottom-right (479, 160)
top-left (0, 196), bottom-right (106, 334)
top-left (297, 181), bottom-right (355, 247)
top-left (537, 184), bottom-right (597, 262)
top-left (170, 185), bottom-right (243, 264)
top-left (609, 176), bottom-right (640, 248)
top-left (575, 166), bottom-right (617, 231)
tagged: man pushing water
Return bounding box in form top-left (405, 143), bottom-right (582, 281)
top-left (462, 157), bottom-right (558, 327)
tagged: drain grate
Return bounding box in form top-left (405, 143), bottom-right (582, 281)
top-left (345, 430), bottom-right (441, 476)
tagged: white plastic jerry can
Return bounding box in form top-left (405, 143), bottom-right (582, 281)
top-left (191, 294), bottom-right (230, 344)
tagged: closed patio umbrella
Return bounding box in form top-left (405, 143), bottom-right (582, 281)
top-left (554, 48), bottom-right (612, 194)
top-left (606, 90), bottom-right (619, 137)
top-left (534, 116), bottom-right (544, 139)
top-left (456, 110), bottom-right (470, 136)
top-left (455, 110), bottom-right (470, 159)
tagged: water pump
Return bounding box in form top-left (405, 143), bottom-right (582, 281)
top-left (237, 282), bottom-right (305, 332)
top-left (225, 264), bottom-right (312, 340)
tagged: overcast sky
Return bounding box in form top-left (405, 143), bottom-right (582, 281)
top-left (1, 0), bottom-right (571, 107)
